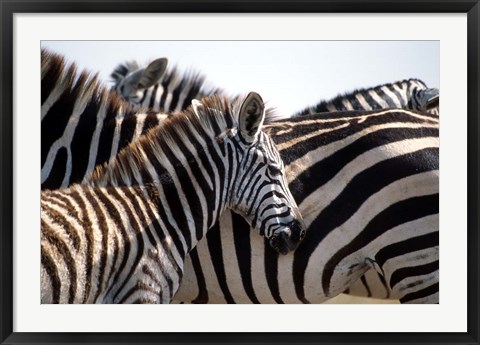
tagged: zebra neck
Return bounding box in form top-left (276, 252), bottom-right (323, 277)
top-left (140, 171), bottom-right (229, 254)
top-left (89, 147), bottom-right (232, 254)
top-left (85, 103), bottom-right (241, 251)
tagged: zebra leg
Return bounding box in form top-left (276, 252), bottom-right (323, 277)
top-left (343, 268), bottom-right (395, 300)
top-left (369, 243), bottom-right (439, 304)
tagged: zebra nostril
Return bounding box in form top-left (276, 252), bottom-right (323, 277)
top-left (269, 221), bottom-right (306, 254)
top-left (287, 219), bottom-right (306, 243)
top-left (269, 232), bottom-right (290, 255)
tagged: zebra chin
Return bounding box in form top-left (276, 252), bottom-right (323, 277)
top-left (268, 219), bottom-right (306, 255)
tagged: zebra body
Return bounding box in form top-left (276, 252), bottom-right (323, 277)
top-left (110, 59), bottom-right (223, 113)
top-left (41, 92), bottom-right (306, 304)
top-left (173, 109), bottom-right (439, 304)
top-left (294, 79), bottom-right (439, 117)
top-left (42, 184), bottom-right (185, 304)
top-left (41, 50), bottom-right (436, 303)
top-left (343, 269), bottom-right (393, 299)
top-left (285, 77), bottom-right (437, 300)
top-left (109, 60), bottom-right (437, 302)
top-left (299, 79), bottom-right (439, 300)
top-left (41, 49), bottom-right (174, 190)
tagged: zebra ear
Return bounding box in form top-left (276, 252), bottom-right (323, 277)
top-left (191, 99), bottom-right (204, 117)
top-left (238, 92), bottom-right (265, 141)
top-left (420, 88), bottom-right (440, 110)
top-left (137, 58), bottom-right (168, 89)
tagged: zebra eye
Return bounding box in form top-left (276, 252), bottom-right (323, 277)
top-left (268, 165), bottom-right (283, 177)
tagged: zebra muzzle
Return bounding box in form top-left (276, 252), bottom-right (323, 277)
top-left (269, 219), bottom-right (306, 255)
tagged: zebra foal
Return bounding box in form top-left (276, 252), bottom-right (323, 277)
top-left (41, 92), bottom-right (306, 304)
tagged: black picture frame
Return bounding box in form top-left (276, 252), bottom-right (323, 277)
top-left (1, 1), bottom-right (479, 344)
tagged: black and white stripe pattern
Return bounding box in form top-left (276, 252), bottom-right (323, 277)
top-left (294, 79), bottom-right (439, 117)
top-left (41, 49), bottom-right (170, 190)
top-left (42, 49), bottom-right (436, 301)
top-left (342, 269), bottom-right (393, 299)
top-left (296, 78), bottom-right (439, 300)
top-left (41, 92), bottom-right (306, 304)
top-left (110, 59), bottom-right (223, 113)
top-left (173, 109), bottom-right (439, 304)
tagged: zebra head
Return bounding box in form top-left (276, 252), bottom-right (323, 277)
top-left (111, 58), bottom-right (168, 106)
top-left (195, 92), bottom-right (306, 255)
top-left (415, 88), bottom-right (439, 114)
top-left (110, 59), bottom-right (223, 113)
top-left (405, 79), bottom-right (440, 115)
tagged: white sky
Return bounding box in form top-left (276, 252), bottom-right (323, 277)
top-left (41, 41), bottom-right (439, 115)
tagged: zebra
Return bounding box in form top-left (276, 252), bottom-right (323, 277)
top-left (293, 79), bottom-right (439, 117)
top-left (288, 77), bottom-right (439, 301)
top-left (111, 64), bottom-right (439, 293)
top-left (40, 92), bottom-right (307, 304)
top-left (342, 268), bottom-right (394, 299)
top-left (112, 62), bottom-right (437, 119)
top-left (41, 49), bottom-right (173, 190)
top-left (42, 49), bottom-right (436, 297)
top-left (110, 58), bottom-right (223, 113)
top-left (173, 108), bottom-right (439, 304)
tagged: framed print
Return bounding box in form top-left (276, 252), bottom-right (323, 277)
top-left (1, 1), bottom-right (479, 344)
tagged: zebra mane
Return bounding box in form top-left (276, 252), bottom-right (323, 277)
top-left (41, 48), bottom-right (142, 123)
top-left (110, 59), bottom-right (223, 96)
top-left (89, 93), bottom-right (271, 186)
top-left (293, 78), bottom-right (429, 117)
top-left (108, 59), bottom-right (281, 122)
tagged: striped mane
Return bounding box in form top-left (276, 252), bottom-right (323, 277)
top-left (41, 48), bottom-right (148, 123)
top-left (293, 78), bottom-right (429, 117)
top-left (108, 58), bottom-right (281, 122)
top-left (88, 95), bottom-right (244, 186)
top-left (41, 49), bottom-right (280, 188)
top-left (110, 59), bottom-right (223, 98)
top-left (336, 78), bottom-right (427, 100)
